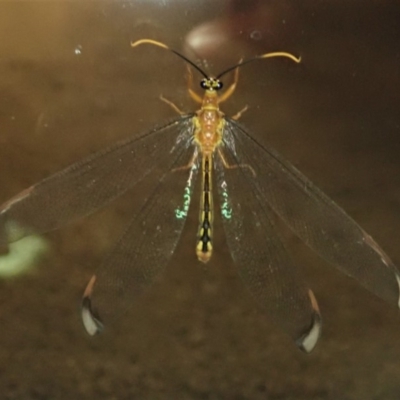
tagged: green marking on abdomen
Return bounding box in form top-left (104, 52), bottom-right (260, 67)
top-left (175, 163), bottom-right (197, 220)
top-left (220, 180), bottom-right (233, 220)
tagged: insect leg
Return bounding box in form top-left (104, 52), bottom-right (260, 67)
top-left (186, 65), bottom-right (203, 104)
top-left (217, 148), bottom-right (256, 177)
top-left (172, 149), bottom-right (198, 173)
top-left (231, 105), bottom-right (249, 120)
top-left (218, 59), bottom-right (242, 104)
top-left (159, 95), bottom-right (186, 115)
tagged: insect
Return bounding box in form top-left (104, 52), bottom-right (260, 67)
top-left (1, 39), bottom-right (399, 353)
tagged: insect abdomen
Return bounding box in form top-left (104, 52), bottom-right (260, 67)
top-left (196, 155), bottom-right (213, 263)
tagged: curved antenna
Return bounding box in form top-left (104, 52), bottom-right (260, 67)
top-left (131, 39), bottom-right (209, 79)
top-left (216, 51), bottom-right (301, 80)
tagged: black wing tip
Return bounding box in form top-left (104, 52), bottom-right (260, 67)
top-left (295, 289), bottom-right (322, 353)
top-left (81, 275), bottom-right (104, 336)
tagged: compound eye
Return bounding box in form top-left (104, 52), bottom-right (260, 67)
top-left (200, 79), bottom-right (208, 89)
top-left (216, 81), bottom-right (223, 90)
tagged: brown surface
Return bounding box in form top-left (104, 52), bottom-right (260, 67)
top-left (1, 1), bottom-right (400, 399)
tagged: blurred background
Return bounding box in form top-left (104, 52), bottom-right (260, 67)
top-left (1, 1), bottom-right (400, 399)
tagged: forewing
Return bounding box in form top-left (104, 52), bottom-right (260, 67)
top-left (215, 151), bottom-right (321, 352)
top-left (82, 141), bottom-right (200, 333)
top-left (0, 116), bottom-right (194, 245)
top-left (224, 118), bottom-right (400, 307)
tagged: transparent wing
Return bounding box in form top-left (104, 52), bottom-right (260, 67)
top-left (215, 152), bottom-right (321, 352)
top-left (0, 116), bottom-right (194, 245)
top-left (223, 118), bottom-right (400, 307)
top-left (81, 142), bottom-right (200, 334)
